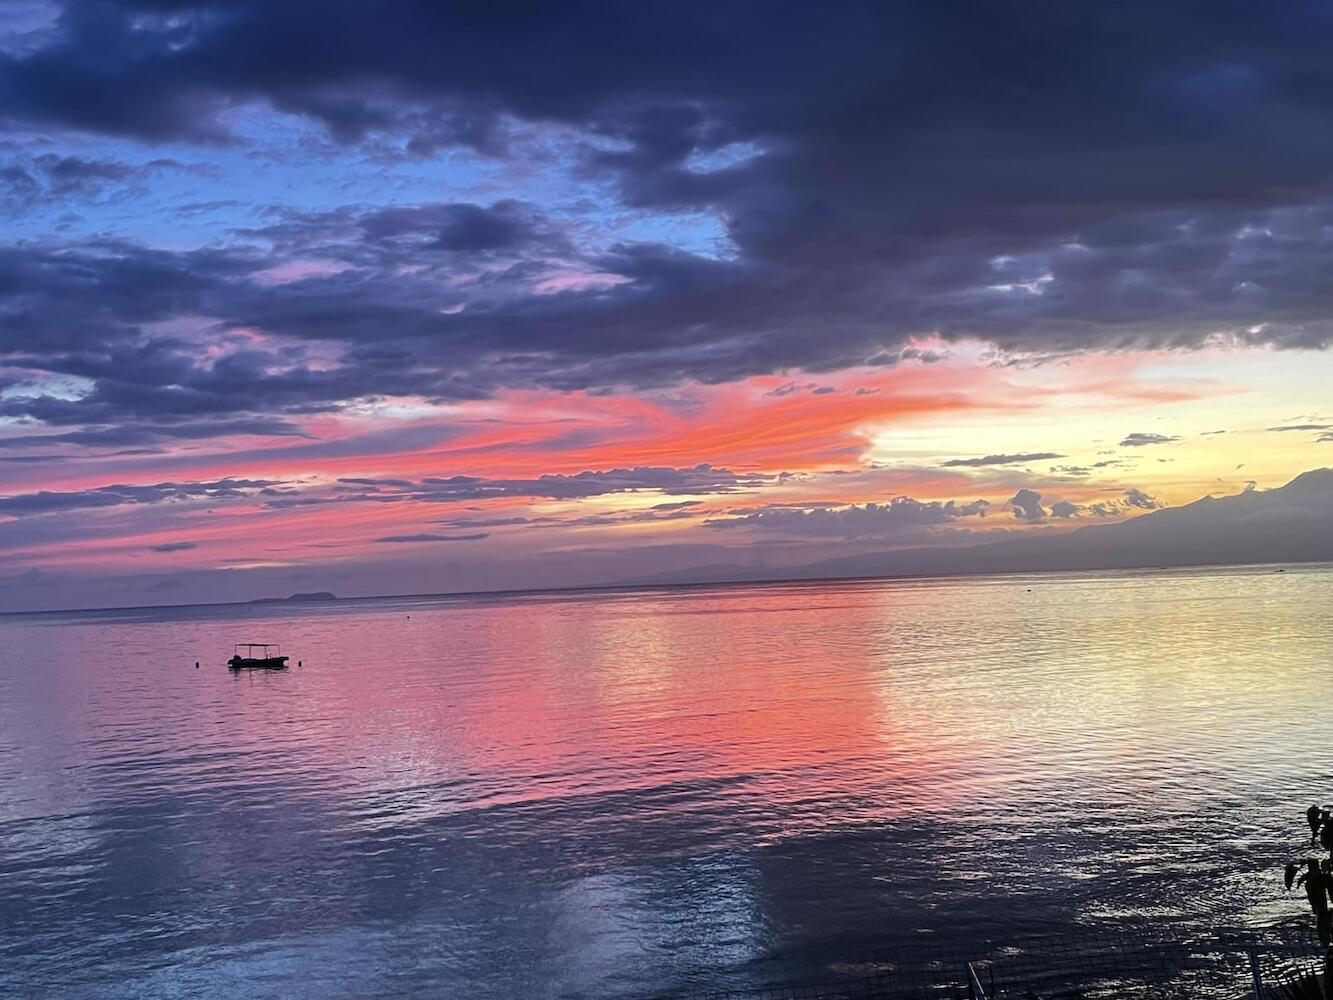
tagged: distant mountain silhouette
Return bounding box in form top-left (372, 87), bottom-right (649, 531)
top-left (247, 591), bottom-right (338, 604)
top-left (628, 468), bottom-right (1333, 587)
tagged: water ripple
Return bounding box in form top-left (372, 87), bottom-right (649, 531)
top-left (1, 564), bottom-right (1332, 997)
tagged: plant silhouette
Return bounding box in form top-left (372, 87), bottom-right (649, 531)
top-left (1290, 807), bottom-right (1333, 944)
top-left (1285, 804), bottom-right (1333, 999)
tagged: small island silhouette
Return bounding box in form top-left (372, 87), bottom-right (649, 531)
top-left (246, 592), bottom-right (338, 604)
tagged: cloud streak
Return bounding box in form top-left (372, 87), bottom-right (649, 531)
top-left (705, 496), bottom-right (991, 539)
top-left (942, 452), bottom-right (1065, 468)
top-left (375, 533), bottom-right (489, 544)
top-left (0, 478), bottom-right (280, 517)
top-left (333, 466), bottom-right (771, 506)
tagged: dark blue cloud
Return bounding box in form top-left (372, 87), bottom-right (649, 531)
top-left (0, 418), bottom-right (306, 449)
top-left (0, 153), bottom-right (196, 208)
top-left (4, 2), bottom-right (1333, 448)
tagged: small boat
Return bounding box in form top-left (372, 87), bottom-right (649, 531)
top-left (227, 643), bottom-right (290, 670)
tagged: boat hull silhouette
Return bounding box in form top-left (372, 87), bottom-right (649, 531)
top-left (227, 655), bottom-right (289, 670)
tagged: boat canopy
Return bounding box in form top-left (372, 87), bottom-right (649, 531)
top-left (233, 643), bottom-right (281, 656)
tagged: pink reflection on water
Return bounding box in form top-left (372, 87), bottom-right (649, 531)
top-left (4, 567), bottom-right (1333, 998)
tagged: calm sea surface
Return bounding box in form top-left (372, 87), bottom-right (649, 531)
top-left (2, 565), bottom-right (1333, 998)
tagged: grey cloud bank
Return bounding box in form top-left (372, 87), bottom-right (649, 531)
top-left (631, 469), bottom-right (1333, 586)
top-left (4, 469), bottom-right (1330, 614)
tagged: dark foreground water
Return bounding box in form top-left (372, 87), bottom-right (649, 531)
top-left (2, 564), bottom-right (1332, 998)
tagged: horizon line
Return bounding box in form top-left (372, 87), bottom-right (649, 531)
top-left (4, 554), bottom-right (1328, 619)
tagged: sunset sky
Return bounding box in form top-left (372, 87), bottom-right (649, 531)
top-left (2, 2), bottom-right (1332, 610)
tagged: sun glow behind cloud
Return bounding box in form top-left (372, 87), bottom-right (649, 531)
top-left (4, 337), bottom-right (1329, 608)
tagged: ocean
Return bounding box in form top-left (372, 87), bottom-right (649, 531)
top-left (2, 564), bottom-right (1332, 998)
